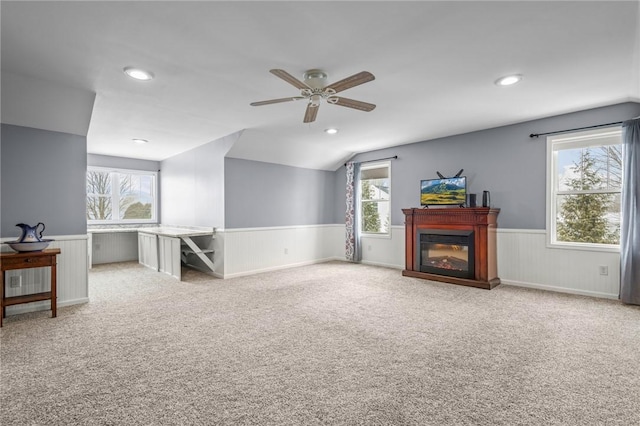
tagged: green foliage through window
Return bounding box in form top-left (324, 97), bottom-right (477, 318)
top-left (550, 130), bottom-right (622, 246)
top-left (87, 168), bottom-right (157, 223)
top-left (360, 164), bottom-right (390, 234)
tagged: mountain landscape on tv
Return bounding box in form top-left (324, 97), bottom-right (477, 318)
top-left (421, 177), bottom-right (466, 205)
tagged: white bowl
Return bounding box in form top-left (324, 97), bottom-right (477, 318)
top-left (4, 239), bottom-right (53, 252)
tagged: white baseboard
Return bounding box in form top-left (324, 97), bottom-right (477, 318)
top-left (501, 279), bottom-right (619, 300)
top-left (5, 297), bottom-right (89, 316)
top-left (58, 297), bottom-right (90, 307)
top-left (223, 256), bottom-right (342, 279)
top-left (360, 260), bottom-right (403, 270)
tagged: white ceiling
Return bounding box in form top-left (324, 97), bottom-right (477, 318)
top-left (2, 1), bottom-right (639, 171)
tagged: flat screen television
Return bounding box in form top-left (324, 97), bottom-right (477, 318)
top-left (420, 176), bottom-right (467, 206)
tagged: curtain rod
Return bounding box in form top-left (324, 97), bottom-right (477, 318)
top-left (529, 121), bottom-right (623, 138)
top-left (345, 155), bottom-right (397, 167)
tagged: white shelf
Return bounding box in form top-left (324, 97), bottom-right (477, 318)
top-left (179, 236), bottom-right (215, 274)
top-left (181, 248), bottom-right (214, 255)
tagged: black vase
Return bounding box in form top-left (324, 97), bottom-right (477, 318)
top-left (482, 191), bottom-right (491, 207)
top-left (468, 194), bottom-right (477, 207)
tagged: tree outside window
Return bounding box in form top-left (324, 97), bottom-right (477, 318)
top-left (549, 129), bottom-right (622, 248)
top-left (87, 170), bottom-right (112, 220)
top-left (87, 167), bottom-right (157, 224)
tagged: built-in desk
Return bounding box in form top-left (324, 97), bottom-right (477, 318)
top-left (87, 226), bottom-right (216, 279)
top-left (137, 227), bottom-right (215, 280)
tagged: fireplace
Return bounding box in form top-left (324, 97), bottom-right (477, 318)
top-left (417, 230), bottom-right (474, 279)
top-left (402, 207), bottom-right (500, 289)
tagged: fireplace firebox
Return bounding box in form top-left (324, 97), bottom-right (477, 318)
top-left (402, 207), bottom-right (500, 289)
top-left (418, 230), bottom-right (474, 279)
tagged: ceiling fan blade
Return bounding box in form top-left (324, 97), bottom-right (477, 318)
top-left (331, 97), bottom-right (376, 112)
top-left (250, 96), bottom-right (304, 106)
top-left (325, 71), bottom-right (375, 93)
top-left (270, 69), bottom-right (310, 90)
top-left (303, 103), bottom-right (319, 123)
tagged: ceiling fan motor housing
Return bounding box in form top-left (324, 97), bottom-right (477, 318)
top-left (302, 70), bottom-right (337, 106)
top-left (303, 69), bottom-right (328, 89)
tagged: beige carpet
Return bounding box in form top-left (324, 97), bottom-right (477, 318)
top-left (1, 261), bottom-right (639, 425)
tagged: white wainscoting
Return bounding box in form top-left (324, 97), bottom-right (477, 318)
top-left (359, 227), bottom-right (620, 299)
top-left (496, 229), bottom-right (620, 299)
top-left (360, 226), bottom-right (405, 269)
top-left (222, 224), bottom-right (344, 278)
top-left (158, 236), bottom-right (181, 280)
top-left (90, 231), bottom-right (139, 265)
top-left (1, 235), bottom-right (89, 315)
top-left (138, 232), bottom-right (159, 271)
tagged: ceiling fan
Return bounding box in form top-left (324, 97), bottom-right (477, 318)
top-left (250, 69), bottom-right (376, 123)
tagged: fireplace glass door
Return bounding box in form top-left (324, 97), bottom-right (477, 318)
top-left (418, 229), bottom-right (474, 279)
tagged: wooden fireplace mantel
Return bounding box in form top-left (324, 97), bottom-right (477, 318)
top-left (402, 207), bottom-right (500, 289)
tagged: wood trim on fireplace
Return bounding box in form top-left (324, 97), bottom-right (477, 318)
top-left (402, 207), bottom-right (500, 290)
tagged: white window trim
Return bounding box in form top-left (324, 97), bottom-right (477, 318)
top-left (87, 166), bottom-right (158, 225)
top-left (546, 127), bottom-right (622, 252)
top-left (360, 160), bottom-right (391, 237)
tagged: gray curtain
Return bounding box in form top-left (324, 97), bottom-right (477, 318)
top-left (345, 162), bottom-right (362, 262)
top-left (620, 117), bottom-right (640, 305)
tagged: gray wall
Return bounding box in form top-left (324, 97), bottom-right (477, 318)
top-left (160, 132), bottom-right (239, 228)
top-left (224, 158), bottom-right (337, 228)
top-left (1, 124), bottom-right (87, 237)
top-left (88, 153), bottom-right (160, 171)
top-left (336, 102), bottom-right (640, 229)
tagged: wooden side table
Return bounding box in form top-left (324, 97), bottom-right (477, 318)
top-left (0, 248), bottom-right (61, 327)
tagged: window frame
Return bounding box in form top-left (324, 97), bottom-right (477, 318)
top-left (87, 166), bottom-right (158, 225)
top-left (359, 161), bottom-right (391, 237)
top-left (546, 127), bottom-right (622, 252)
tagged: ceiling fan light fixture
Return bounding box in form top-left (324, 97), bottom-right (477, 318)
top-left (124, 67), bottom-right (154, 81)
top-left (132, 138), bottom-right (149, 144)
top-left (495, 74), bottom-right (522, 86)
top-left (325, 128), bottom-right (339, 135)
top-left (309, 95), bottom-right (322, 107)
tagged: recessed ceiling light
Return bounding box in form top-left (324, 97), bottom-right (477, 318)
top-left (325, 128), bottom-right (339, 135)
top-left (132, 138), bottom-right (148, 144)
top-left (495, 74), bottom-right (522, 86)
top-left (123, 67), bottom-right (154, 81)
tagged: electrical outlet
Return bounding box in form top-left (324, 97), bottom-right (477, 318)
top-left (284, 248), bottom-right (288, 255)
top-left (599, 266), bottom-right (609, 276)
top-left (9, 276), bottom-right (22, 288)
top-left (368, 245), bottom-right (372, 251)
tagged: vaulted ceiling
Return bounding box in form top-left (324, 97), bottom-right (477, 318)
top-left (2, 1), bottom-right (639, 170)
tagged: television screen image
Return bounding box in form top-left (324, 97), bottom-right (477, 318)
top-left (420, 176), bottom-right (467, 206)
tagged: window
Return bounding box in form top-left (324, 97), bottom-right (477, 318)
top-left (547, 128), bottom-right (622, 249)
top-left (87, 167), bottom-right (157, 224)
top-left (360, 162), bottom-right (390, 235)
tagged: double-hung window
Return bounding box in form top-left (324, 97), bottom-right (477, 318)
top-left (87, 167), bottom-right (158, 224)
top-left (360, 162), bottom-right (391, 235)
top-left (547, 128), bottom-right (622, 250)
